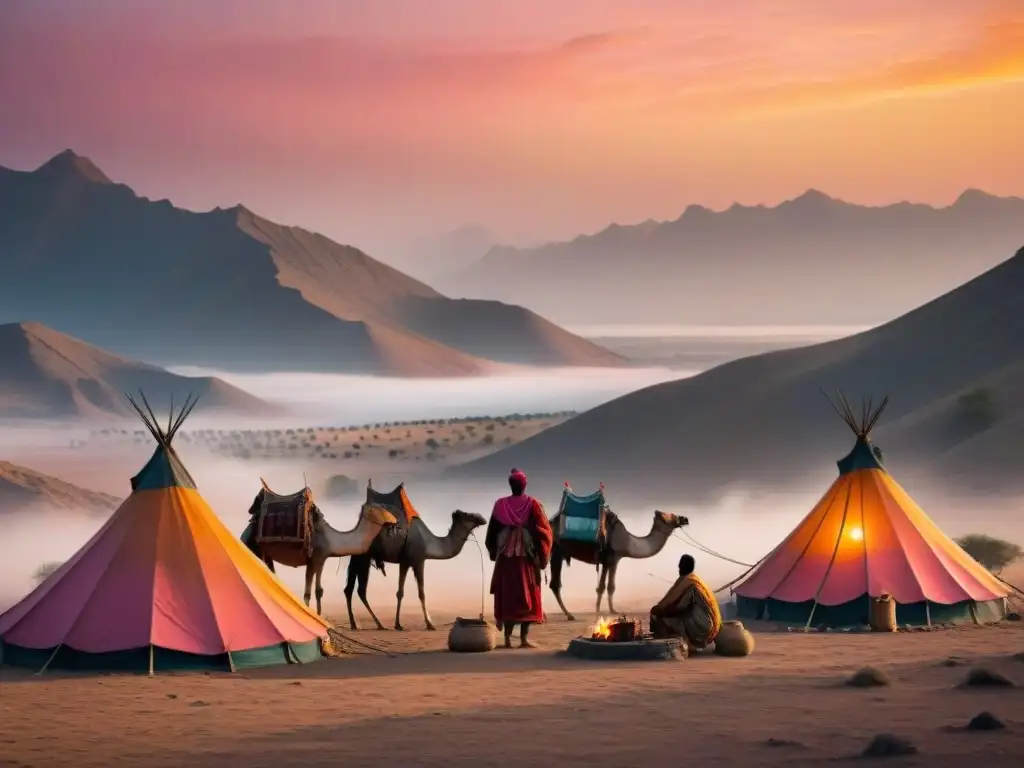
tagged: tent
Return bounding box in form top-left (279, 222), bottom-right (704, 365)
top-left (0, 393), bottom-right (331, 673)
top-left (733, 393), bottom-right (1008, 627)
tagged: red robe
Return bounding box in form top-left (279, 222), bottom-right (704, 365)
top-left (486, 495), bottom-right (553, 624)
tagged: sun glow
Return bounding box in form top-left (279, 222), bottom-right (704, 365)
top-left (849, 526), bottom-right (864, 541)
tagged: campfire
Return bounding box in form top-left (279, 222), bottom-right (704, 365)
top-left (589, 616), bottom-right (645, 643)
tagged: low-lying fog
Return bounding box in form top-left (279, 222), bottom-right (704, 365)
top-left (170, 365), bottom-right (688, 425)
top-left (3, 446), bottom-right (1022, 618)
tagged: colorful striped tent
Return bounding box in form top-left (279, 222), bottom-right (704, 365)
top-left (0, 393), bottom-right (331, 673)
top-left (734, 394), bottom-right (1008, 627)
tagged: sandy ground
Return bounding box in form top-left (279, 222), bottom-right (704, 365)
top-left (2, 613), bottom-right (1023, 768)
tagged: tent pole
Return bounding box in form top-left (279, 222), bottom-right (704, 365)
top-left (805, 481), bottom-right (854, 630)
top-left (36, 644), bottom-right (62, 676)
top-left (227, 650), bottom-right (236, 673)
top-left (148, 644), bottom-right (155, 677)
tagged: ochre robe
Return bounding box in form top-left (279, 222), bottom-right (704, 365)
top-left (651, 573), bottom-right (723, 648)
top-left (486, 494), bottom-right (553, 624)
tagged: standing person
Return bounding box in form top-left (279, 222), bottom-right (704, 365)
top-left (649, 554), bottom-right (722, 652)
top-left (486, 468), bottom-right (553, 648)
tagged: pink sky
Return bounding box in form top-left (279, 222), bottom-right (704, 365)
top-left (1, 0), bottom-right (1022, 257)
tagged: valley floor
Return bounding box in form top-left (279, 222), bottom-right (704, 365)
top-left (2, 615), bottom-right (1023, 767)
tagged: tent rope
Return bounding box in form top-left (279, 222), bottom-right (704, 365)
top-left (467, 532), bottom-right (487, 619)
top-left (804, 480), bottom-right (855, 629)
top-left (672, 530), bottom-right (754, 568)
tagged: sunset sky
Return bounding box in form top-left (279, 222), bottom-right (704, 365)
top-left (1, 0), bottom-right (1022, 257)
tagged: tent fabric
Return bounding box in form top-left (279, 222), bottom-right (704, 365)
top-left (0, 442), bottom-right (330, 672)
top-left (734, 440), bottom-right (1007, 627)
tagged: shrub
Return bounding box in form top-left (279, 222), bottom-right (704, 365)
top-left (325, 474), bottom-right (359, 499)
top-left (481, 434), bottom-right (494, 445)
top-left (955, 534), bottom-right (1023, 574)
top-left (955, 388), bottom-right (998, 431)
top-left (33, 561), bottom-right (64, 585)
top-left (388, 449), bottom-right (399, 458)
top-left (425, 438), bottom-right (440, 450)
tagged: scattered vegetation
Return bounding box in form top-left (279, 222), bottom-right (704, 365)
top-left (325, 474), bottom-right (359, 499)
top-left (78, 411), bottom-right (578, 467)
top-left (32, 560), bottom-right (64, 585)
top-left (955, 534), bottom-right (1023, 574)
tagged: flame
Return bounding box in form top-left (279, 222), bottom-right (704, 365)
top-left (591, 616), bottom-right (612, 640)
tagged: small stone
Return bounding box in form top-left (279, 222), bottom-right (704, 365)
top-left (966, 712), bottom-right (1005, 731)
top-left (961, 667), bottom-right (1015, 688)
top-left (189, 700), bottom-right (210, 707)
top-left (939, 657), bottom-right (963, 667)
top-left (166, 693), bottom-right (177, 699)
top-left (764, 737), bottom-right (804, 748)
top-left (847, 667), bottom-right (891, 687)
top-left (288, 681), bottom-right (302, 686)
top-left (1006, 612), bottom-right (1021, 622)
top-left (861, 734), bottom-right (917, 758)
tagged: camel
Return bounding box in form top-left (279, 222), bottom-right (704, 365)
top-left (240, 483), bottom-right (397, 616)
top-left (548, 508), bottom-right (688, 620)
top-left (344, 483), bottom-right (486, 631)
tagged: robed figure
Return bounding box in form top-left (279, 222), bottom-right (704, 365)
top-left (486, 468), bottom-right (553, 648)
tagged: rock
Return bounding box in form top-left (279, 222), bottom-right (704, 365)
top-left (861, 734), bottom-right (917, 758)
top-left (966, 711), bottom-right (1005, 731)
top-left (1012, 652), bottom-right (1024, 663)
top-left (189, 700), bottom-right (210, 707)
top-left (939, 657), bottom-right (962, 668)
top-left (166, 693), bottom-right (177, 699)
top-left (1006, 612), bottom-right (1021, 622)
top-left (961, 667), bottom-right (1015, 688)
top-left (764, 738), bottom-right (804, 749)
top-left (847, 667), bottom-right (891, 687)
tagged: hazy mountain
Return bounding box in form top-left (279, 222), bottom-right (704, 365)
top-left (0, 151), bottom-right (622, 375)
top-left (0, 321), bottom-right (272, 420)
top-left (449, 190), bottom-right (1024, 327)
top-left (0, 461), bottom-right (120, 515)
top-left (449, 246), bottom-right (1024, 503)
top-left (395, 224), bottom-right (498, 282)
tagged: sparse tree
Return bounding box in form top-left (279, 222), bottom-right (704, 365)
top-left (956, 534), bottom-right (1022, 574)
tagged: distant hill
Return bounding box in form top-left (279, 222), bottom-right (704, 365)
top-left (0, 322), bottom-right (272, 420)
top-left (449, 190), bottom-right (1024, 326)
top-left (449, 247), bottom-right (1024, 502)
top-left (0, 461), bottom-right (120, 515)
top-left (0, 151), bottom-right (622, 375)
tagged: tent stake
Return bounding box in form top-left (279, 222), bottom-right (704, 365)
top-left (36, 644), bottom-right (61, 676)
top-left (148, 643), bottom-right (155, 677)
top-left (227, 650), bottom-right (236, 673)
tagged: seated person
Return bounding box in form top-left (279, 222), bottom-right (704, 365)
top-left (650, 554), bottom-right (722, 650)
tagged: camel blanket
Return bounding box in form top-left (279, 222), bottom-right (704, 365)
top-left (366, 484), bottom-right (420, 523)
top-left (256, 488), bottom-right (314, 555)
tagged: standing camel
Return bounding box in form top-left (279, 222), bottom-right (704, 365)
top-left (241, 483), bottom-right (397, 616)
top-left (548, 509), bottom-right (688, 620)
top-left (344, 482), bottom-right (486, 631)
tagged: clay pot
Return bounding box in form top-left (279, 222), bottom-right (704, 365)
top-left (714, 620), bottom-right (756, 657)
top-left (447, 617), bottom-right (497, 653)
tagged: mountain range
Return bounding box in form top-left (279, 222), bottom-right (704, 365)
top-left (447, 190), bottom-right (1024, 327)
top-left (0, 151), bottom-right (622, 376)
top-left (0, 461), bottom-right (120, 515)
top-left (0, 321), bottom-right (272, 420)
top-left (450, 246), bottom-right (1024, 503)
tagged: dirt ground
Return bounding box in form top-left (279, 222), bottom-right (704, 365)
top-left (2, 615), bottom-right (1023, 768)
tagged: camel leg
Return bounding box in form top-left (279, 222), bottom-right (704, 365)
top-left (345, 555), bottom-right (385, 631)
top-left (595, 563), bottom-right (609, 615)
top-left (606, 559), bottom-right (620, 615)
top-left (548, 549), bottom-right (575, 621)
top-left (412, 560), bottom-right (436, 631)
top-left (314, 562), bottom-right (325, 616)
top-left (303, 561), bottom-right (316, 611)
top-left (394, 562), bottom-right (410, 631)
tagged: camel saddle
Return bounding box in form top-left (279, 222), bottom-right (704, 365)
top-left (365, 482), bottom-right (419, 525)
top-left (255, 481), bottom-right (315, 556)
top-left (557, 484), bottom-right (608, 547)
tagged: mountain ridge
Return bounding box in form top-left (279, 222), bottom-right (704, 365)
top-left (0, 150), bottom-right (623, 375)
top-left (448, 246), bottom-right (1024, 503)
top-left (0, 321), bottom-right (273, 420)
top-left (450, 189), bottom-right (1024, 327)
